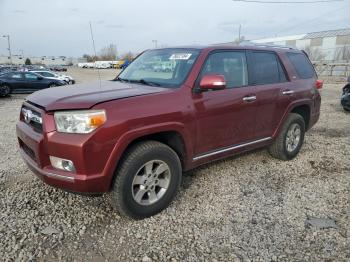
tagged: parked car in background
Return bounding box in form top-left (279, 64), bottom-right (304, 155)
top-left (120, 60), bottom-right (130, 69)
top-left (49, 65), bottom-right (67, 72)
top-left (31, 70), bottom-right (75, 84)
top-left (341, 76), bottom-right (350, 111)
top-left (0, 71), bottom-right (66, 96)
top-left (16, 45), bottom-right (321, 219)
top-left (0, 65), bottom-right (18, 74)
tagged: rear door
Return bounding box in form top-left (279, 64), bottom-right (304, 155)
top-left (193, 50), bottom-right (258, 156)
top-left (4, 72), bottom-right (25, 92)
top-left (249, 51), bottom-right (292, 139)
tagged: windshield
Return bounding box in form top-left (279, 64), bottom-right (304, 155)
top-left (117, 48), bottom-right (200, 88)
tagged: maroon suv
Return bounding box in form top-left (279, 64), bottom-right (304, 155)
top-left (16, 45), bottom-right (322, 219)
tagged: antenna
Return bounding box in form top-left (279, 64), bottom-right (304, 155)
top-left (89, 21), bottom-right (102, 88)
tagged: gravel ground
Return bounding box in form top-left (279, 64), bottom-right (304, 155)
top-left (0, 70), bottom-right (349, 261)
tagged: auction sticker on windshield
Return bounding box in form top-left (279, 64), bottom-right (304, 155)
top-left (169, 53), bottom-right (192, 60)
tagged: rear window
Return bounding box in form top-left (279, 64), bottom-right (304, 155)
top-left (286, 52), bottom-right (316, 79)
top-left (251, 52), bottom-right (287, 85)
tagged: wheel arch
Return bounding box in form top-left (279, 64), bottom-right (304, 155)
top-left (105, 126), bottom-right (192, 191)
top-left (290, 104), bottom-right (311, 130)
top-left (273, 100), bottom-right (312, 138)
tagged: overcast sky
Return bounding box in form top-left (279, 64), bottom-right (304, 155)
top-left (0, 0), bottom-right (349, 57)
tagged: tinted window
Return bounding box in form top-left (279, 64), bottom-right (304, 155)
top-left (40, 72), bottom-right (54, 77)
top-left (286, 52), bottom-right (315, 79)
top-left (252, 52), bottom-right (287, 85)
top-left (10, 73), bottom-right (22, 79)
top-left (202, 51), bottom-right (248, 88)
top-left (24, 73), bottom-right (38, 80)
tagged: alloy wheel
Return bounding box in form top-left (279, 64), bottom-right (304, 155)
top-left (131, 160), bottom-right (171, 206)
top-left (286, 123), bottom-right (301, 152)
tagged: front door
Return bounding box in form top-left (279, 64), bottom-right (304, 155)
top-left (23, 72), bottom-right (45, 92)
top-left (193, 50), bottom-right (258, 156)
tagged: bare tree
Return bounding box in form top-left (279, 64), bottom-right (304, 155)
top-left (99, 44), bottom-right (117, 60)
top-left (304, 46), bottom-right (325, 62)
top-left (82, 54), bottom-right (98, 62)
top-left (334, 42), bottom-right (350, 62)
top-left (119, 51), bottom-right (134, 61)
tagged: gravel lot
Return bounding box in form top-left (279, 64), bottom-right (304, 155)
top-left (0, 68), bottom-right (349, 261)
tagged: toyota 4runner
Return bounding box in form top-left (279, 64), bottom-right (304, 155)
top-left (16, 45), bottom-right (322, 219)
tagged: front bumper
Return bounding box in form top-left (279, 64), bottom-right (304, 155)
top-left (16, 104), bottom-right (113, 193)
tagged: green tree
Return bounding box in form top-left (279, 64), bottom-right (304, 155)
top-left (25, 58), bottom-right (32, 65)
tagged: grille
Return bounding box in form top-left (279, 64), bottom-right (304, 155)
top-left (21, 107), bottom-right (43, 133)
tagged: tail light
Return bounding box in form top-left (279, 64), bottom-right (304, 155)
top-left (315, 80), bottom-right (323, 89)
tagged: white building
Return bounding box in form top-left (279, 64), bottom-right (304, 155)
top-left (250, 28), bottom-right (350, 62)
top-left (0, 55), bottom-right (87, 66)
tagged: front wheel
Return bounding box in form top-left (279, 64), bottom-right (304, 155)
top-left (110, 141), bottom-right (182, 219)
top-left (268, 113), bottom-right (305, 160)
top-left (48, 83), bottom-right (57, 88)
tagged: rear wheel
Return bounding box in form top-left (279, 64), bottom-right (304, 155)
top-left (268, 113), bottom-right (305, 160)
top-left (0, 85), bottom-right (11, 97)
top-left (110, 141), bottom-right (182, 219)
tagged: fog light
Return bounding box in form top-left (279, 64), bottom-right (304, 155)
top-left (49, 156), bottom-right (76, 172)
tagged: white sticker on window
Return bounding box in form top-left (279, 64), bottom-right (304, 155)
top-left (169, 53), bottom-right (192, 60)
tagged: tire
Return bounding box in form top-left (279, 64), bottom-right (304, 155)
top-left (268, 113), bottom-right (305, 161)
top-left (48, 83), bottom-right (57, 88)
top-left (0, 85), bottom-right (11, 97)
top-left (110, 140), bottom-right (182, 219)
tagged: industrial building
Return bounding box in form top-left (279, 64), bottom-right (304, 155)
top-left (251, 28), bottom-right (350, 62)
top-left (0, 55), bottom-right (86, 66)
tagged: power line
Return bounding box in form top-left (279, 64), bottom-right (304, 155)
top-left (275, 2), bottom-right (350, 35)
top-left (233, 0), bottom-right (343, 3)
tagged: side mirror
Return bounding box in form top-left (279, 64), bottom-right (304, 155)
top-left (37, 76), bottom-right (43, 80)
top-left (199, 74), bottom-right (226, 90)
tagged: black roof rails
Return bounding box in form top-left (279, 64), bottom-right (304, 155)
top-left (239, 41), bottom-right (297, 50)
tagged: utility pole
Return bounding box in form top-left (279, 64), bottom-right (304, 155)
top-left (2, 35), bottom-right (12, 65)
top-left (152, 40), bottom-right (158, 49)
top-left (238, 24), bottom-right (242, 44)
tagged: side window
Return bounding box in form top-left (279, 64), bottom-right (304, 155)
top-left (202, 51), bottom-right (248, 88)
top-left (24, 73), bottom-right (38, 80)
top-left (41, 72), bottom-right (51, 77)
top-left (286, 52), bottom-right (316, 79)
top-left (10, 73), bottom-right (22, 79)
top-left (252, 52), bottom-right (287, 85)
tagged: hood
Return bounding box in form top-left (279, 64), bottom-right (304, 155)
top-left (26, 80), bottom-right (167, 111)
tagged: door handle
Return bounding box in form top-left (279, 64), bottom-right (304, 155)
top-left (282, 90), bottom-right (294, 95)
top-left (242, 95), bottom-right (257, 102)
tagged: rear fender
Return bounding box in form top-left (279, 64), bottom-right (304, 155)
top-left (272, 99), bottom-right (312, 138)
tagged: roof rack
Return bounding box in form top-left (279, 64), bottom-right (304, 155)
top-left (239, 41), bottom-right (297, 50)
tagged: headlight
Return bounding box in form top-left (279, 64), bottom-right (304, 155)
top-left (54, 110), bottom-right (106, 133)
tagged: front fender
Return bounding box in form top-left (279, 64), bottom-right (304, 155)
top-left (101, 122), bottom-right (193, 189)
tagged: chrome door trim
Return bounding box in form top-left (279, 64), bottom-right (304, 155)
top-left (193, 137), bottom-right (272, 161)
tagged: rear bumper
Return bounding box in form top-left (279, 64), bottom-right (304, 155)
top-left (16, 120), bottom-right (112, 193)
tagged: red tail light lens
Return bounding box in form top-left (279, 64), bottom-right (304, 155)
top-left (315, 80), bottom-right (323, 89)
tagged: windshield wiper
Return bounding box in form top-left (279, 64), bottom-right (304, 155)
top-left (114, 76), bottom-right (127, 82)
top-left (115, 77), bottom-right (161, 87)
top-left (134, 79), bottom-right (161, 86)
